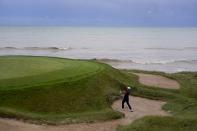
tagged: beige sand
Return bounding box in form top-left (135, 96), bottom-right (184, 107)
top-left (134, 73), bottom-right (180, 89)
top-left (0, 96), bottom-right (169, 131)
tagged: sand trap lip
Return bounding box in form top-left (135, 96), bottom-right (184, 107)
top-left (134, 73), bottom-right (180, 89)
top-left (0, 96), bottom-right (169, 131)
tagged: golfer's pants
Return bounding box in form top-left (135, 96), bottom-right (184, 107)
top-left (122, 98), bottom-right (132, 110)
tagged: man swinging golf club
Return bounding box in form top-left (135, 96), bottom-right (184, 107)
top-left (121, 86), bottom-right (133, 112)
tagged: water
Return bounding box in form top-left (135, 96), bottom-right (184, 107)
top-left (0, 26), bottom-right (197, 73)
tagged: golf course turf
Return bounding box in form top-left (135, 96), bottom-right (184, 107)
top-left (0, 56), bottom-right (129, 124)
top-left (0, 56), bottom-right (104, 90)
top-left (0, 56), bottom-right (197, 131)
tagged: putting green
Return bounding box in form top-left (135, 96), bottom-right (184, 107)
top-left (0, 57), bottom-right (66, 79)
top-left (0, 56), bottom-right (103, 90)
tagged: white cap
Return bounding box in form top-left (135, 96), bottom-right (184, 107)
top-left (127, 87), bottom-right (131, 89)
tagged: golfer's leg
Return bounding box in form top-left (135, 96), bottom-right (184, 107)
top-left (122, 99), bottom-right (125, 109)
top-left (126, 100), bottom-right (132, 110)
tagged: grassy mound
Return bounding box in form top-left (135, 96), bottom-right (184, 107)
top-left (0, 56), bottom-right (132, 124)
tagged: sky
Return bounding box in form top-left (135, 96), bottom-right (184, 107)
top-left (0, 0), bottom-right (197, 26)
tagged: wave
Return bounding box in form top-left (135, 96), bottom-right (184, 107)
top-left (184, 47), bottom-right (197, 50)
top-left (96, 58), bottom-right (197, 65)
top-left (137, 60), bottom-right (197, 65)
top-left (145, 47), bottom-right (197, 51)
top-left (144, 48), bottom-right (183, 51)
top-left (0, 46), bottom-right (72, 51)
top-left (96, 58), bottom-right (133, 63)
top-left (0, 47), bottom-right (19, 50)
top-left (23, 47), bottom-right (71, 50)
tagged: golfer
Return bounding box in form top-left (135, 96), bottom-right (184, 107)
top-left (121, 86), bottom-right (133, 112)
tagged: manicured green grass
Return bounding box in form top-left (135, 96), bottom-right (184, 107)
top-left (0, 56), bottom-right (129, 124)
top-left (117, 70), bottom-right (197, 131)
top-left (0, 56), bottom-right (103, 90)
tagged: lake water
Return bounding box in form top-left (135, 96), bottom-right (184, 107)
top-left (0, 26), bottom-right (197, 73)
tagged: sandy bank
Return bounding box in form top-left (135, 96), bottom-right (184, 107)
top-left (0, 96), bottom-right (169, 131)
top-left (134, 73), bottom-right (180, 89)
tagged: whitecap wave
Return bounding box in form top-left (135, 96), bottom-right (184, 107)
top-left (96, 58), bottom-right (197, 65)
top-left (145, 47), bottom-right (197, 51)
top-left (96, 58), bottom-right (133, 63)
top-left (144, 48), bottom-right (183, 51)
top-left (0, 46), bottom-right (72, 51)
top-left (135, 60), bottom-right (197, 65)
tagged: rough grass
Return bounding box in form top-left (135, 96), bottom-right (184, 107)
top-left (117, 70), bottom-right (197, 131)
top-left (117, 116), bottom-right (197, 131)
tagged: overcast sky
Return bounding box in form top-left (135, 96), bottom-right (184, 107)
top-left (0, 0), bottom-right (197, 26)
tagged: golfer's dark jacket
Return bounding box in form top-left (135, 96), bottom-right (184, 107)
top-left (123, 89), bottom-right (130, 100)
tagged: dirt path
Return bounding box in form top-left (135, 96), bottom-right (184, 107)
top-left (134, 73), bottom-right (180, 89)
top-left (0, 96), bottom-right (169, 131)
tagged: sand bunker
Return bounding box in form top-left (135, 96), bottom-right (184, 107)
top-left (0, 96), bottom-right (169, 131)
top-left (134, 73), bottom-right (180, 89)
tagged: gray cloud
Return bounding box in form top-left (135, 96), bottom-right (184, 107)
top-left (0, 0), bottom-right (196, 26)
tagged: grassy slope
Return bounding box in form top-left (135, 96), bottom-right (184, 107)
top-left (117, 70), bottom-right (197, 131)
top-left (0, 56), bottom-right (132, 124)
